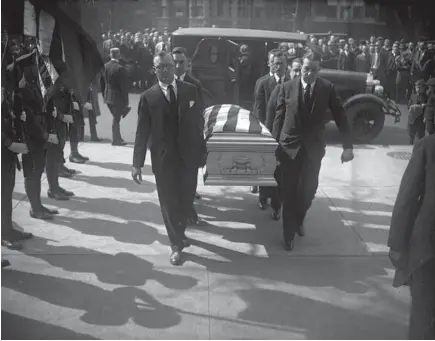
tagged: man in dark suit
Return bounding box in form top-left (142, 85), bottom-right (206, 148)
top-left (385, 43), bottom-right (400, 101)
top-left (338, 43), bottom-right (355, 71)
top-left (101, 48), bottom-right (129, 146)
top-left (132, 51), bottom-right (206, 266)
top-left (253, 51), bottom-right (289, 219)
top-left (411, 40), bottom-right (432, 83)
top-left (371, 40), bottom-right (388, 87)
top-left (388, 134), bottom-right (435, 339)
top-left (172, 46), bottom-right (205, 225)
top-left (355, 44), bottom-right (372, 73)
top-left (273, 53), bottom-right (354, 250)
top-left (251, 48), bottom-right (281, 195)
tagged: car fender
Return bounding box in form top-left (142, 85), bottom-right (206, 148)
top-left (343, 94), bottom-right (387, 112)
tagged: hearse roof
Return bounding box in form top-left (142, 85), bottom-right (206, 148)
top-left (172, 27), bottom-right (309, 42)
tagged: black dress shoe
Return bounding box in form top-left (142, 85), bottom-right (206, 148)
top-left (251, 186), bottom-right (258, 194)
top-left (59, 187), bottom-right (75, 197)
top-left (1, 238), bottom-right (22, 250)
top-left (30, 210), bottom-right (53, 220)
top-left (258, 201), bottom-right (267, 210)
top-left (77, 153), bottom-right (89, 161)
top-left (59, 168), bottom-right (74, 178)
top-left (69, 155), bottom-right (86, 164)
top-left (90, 136), bottom-right (102, 142)
top-left (297, 224), bottom-right (305, 237)
top-left (284, 239), bottom-right (294, 251)
top-left (170, 250), bottom-right (183, 266)
top-left (271, 209), bottom-right (281, 221)
top-left (61, 165), bottom-right (77, 174)
top-left (112, 140), bottom-right (127, 146)
top-left (194, 192), bottom-right (201, 200)
top-left (2, 259), bottom-right (11, 268)
top-left (48, 190), bottom-right (70, 201)
top-left (42, 206), bottom-right (59, 215)
top-left (12, 229), bottom-right (33, 240)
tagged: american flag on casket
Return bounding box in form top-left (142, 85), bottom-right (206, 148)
top-left (203, 104), bottom-right (274, 140)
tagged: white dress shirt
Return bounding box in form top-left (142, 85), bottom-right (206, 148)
top-left (158, 79), bottom-right (177, 101)
top-left (176, 73), bottom-right (186, 81)
top-left (274, 73), bottom-right (283, 83)
top-left (300, 78), bottom-right (316, 96)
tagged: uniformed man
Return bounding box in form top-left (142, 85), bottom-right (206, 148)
top-left (7, 50), bottom-right (59, 220)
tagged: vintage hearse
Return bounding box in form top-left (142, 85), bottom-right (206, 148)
top-left (171, 27), bottom-right (401, 144)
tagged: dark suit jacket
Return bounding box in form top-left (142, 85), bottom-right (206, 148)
top-left (132, 80), bottom-right (206, 173)
top-left (273, 77), bottom-right (353, 160)
top-left (355, 53), bottom-right (372, 73)
top-left (371, 50), bottom-right (388, 83)
top-left (388, 134), bottom-right (435, 282)
top-left (338, 51), bottom-right (355, 71)
top-left (411, 49), bottom-right (432, 81)
top-left (253, 74), bottom-right (289, 124)
top-left (182, 73), bottom-right (205, 131)
top-left (265, 83), bottom-right (283, 131)
top-left (101, 59), bottom-right (129, 107)
top-left (425, 93), bottom-right (435, 135)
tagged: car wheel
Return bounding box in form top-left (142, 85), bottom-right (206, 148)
top-left (347, 102), bottom-right (385, 144)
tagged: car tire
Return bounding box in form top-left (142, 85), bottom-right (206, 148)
top-left (346, 102), bottom-right (385, 144)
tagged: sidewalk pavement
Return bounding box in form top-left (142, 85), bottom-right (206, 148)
top-left (2, 98), bottom-right (413, 339)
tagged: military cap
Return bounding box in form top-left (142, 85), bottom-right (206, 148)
top-left (426, 78), bottom-right (435, 87)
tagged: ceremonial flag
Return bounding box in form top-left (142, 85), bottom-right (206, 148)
top-left (203, 104), bottom-right (273, 140)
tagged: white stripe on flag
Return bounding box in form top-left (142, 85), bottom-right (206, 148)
top-left (38, 10), bottom-right (56, 56)
top-left (43, 56), bottom-right (59, 86)
top-left (212, 105), bottom-right (231, 133)
top-left (23, 0), bottom-right (37, 37)
top-left (203, 106), bottom-right (214, 129)
top-left (260, 122), bottom-right (272, 136)
top-left (234, 108), bottom-right (252, 133)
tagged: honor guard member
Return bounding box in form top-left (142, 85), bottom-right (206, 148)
top-left (253, 50), bottom-right (289, 220)
top-left (2, 73), bottom-right (31, 250)
top-left (425, 78), bottom-right (435, 135)
top-left (7, 50), bottom-right (60, 220)
top-left (172, 46), bottom-right (205, 224)
top-left (45, 63), bottom-right (76, 200)
top-left (68, 88), bottom-right (89, 163)
top-left (273, 52), bottom-right (354, 250)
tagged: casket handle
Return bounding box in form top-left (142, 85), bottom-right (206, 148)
top-left (231, 157), bottom-right (254, 174)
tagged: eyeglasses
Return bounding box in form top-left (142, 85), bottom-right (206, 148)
top-left (155, 64), bottom-right (174, 71)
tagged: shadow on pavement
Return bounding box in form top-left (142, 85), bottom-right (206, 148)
top-left (21, 237), bottom-right (195, 288)
top-left (85, 160), bottom-right (136, 172)
top-left (70, 174), bottom-right (156, 194)
top-left (1, 269), bottom-right (182, 329)
top-left (1, 311), bottom-right (99, 340)
top-left (234, 287), bottom-right (407, 339)
top-left (324, 123), bottom-right (408, 148)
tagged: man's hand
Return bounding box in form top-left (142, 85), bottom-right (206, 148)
top-left (341, 148), bottom-right (354, 163)
top-left (8, 142), bottom-right (28, 154)
top-left (62, 115), bottom-right (74, 124)
top-left (132, 167), bottom-right (142, 184)
top-left (48, 133), bottom-right (59, 144)
top-left (389, 249), bottom-right (406, 270)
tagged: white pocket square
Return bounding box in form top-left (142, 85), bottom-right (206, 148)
top-left (189, 101), bottom-right (195, 108)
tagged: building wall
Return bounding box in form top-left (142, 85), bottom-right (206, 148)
top-left (153, 0), bottom-right (402, 40)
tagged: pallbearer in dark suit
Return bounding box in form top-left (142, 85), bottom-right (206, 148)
top-left (132, 52), bottom-right (206, 266)
top-left (388, 134), bottom-right (435, 339)
top-left (172, 46), bottom-right (205, 225)
top-left (101, 48), bottom-right (129, 146)
top-left (273, 53), bottom-right (354, 251)
top-left (253, 51), bottom-right (289, 220)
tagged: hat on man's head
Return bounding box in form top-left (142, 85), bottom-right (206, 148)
top-left (426, 78), bottom-right (435, 87)
top-left (377, 36), bottom-right (384, 41)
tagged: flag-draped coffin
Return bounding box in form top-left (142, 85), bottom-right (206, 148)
top-left (202, 105), bottom-right (279, 186)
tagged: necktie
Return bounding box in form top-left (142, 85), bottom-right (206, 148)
top-left (304, 83), bottom-right (311, 106)
top-left (167, 84), bottom-right (178, 117)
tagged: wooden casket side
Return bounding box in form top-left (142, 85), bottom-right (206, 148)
top-left (204, 133), bottom-right (279, 186)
